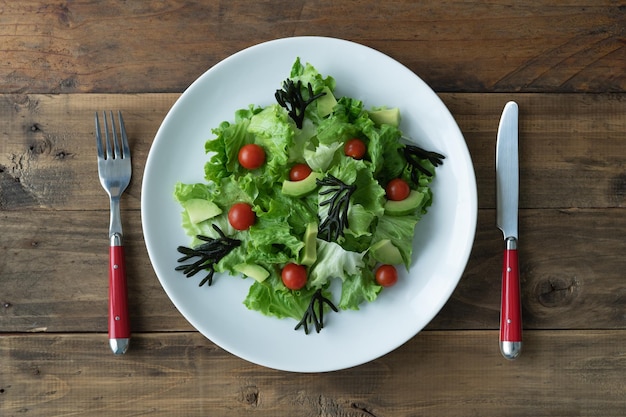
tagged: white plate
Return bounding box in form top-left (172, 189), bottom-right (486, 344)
top-left (142, 37), bottom-right (477, 372)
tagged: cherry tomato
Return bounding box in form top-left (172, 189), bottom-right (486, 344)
top-left (281, 263), bottom-right (308, 290)
top-left (344, 138), bottom-right (367, 160)
top-left (375, 264), bottom-right (398, 287)
top-left (228, 202), bottom-right (256, 230)
top-left (238, 143), bottom-right (265, 170)
top-left (386, 178), bottom-right (411, 201)
top-left (289, 163), bottom-right (312, 181)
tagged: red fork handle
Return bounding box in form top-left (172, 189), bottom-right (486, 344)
top-left (500, 238), bottom-right (522, 359)
top-left (109, 243), bottom-right (130, 354)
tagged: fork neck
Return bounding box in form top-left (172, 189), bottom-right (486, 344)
top-left (110, 232), bottom-right (123, 246)
top-left (109, 196), bottom-right (124, 243)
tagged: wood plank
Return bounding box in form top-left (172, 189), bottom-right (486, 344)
top-left (1, 93), bottom-right (624, 211)
top-left (1, 330), bottom-right (625, 416)
top-left (1, 208), bottom-right (624, 332)
top-left (0, 94), bottom-right (173, 211)
top-left (0, 208), bottom-right (191, 333)
top-left (430, 208), bottom-right (626, 331)
top-left (442, 92), bottom-right (626, 209)
top-left (0, 1), bottom-right (623, 94)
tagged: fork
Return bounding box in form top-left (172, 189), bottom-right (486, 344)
top-left (95, 111), bottom-right (131, 355)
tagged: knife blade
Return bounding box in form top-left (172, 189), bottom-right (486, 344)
top-left (496, 101), bottom-right (522, 360)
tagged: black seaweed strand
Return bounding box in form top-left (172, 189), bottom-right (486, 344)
top-left (316, 175), bottom-right (356, 242)
top-left (175, 225), bottom-right (241, 286)
top-left (275, 80), bottom-right (326, 129)
top-left (294, 289), bottom-right (339, 334)
top-left (403, 145), bottom-right (446, 184)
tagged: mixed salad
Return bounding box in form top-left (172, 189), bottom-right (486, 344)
top-left (173, 58), bottom-right (444, 333)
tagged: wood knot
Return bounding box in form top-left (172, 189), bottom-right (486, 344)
top-left (57, 5), bottom-right (72, 27)
top-left (535, 276), bottom-right (579, 308)
top-left (240, 385), bottom-right (259, 407)
top-left (55, 150), bottom-right (74, 160)
top-left (28, 137), bottom-right (53, 156)
top-left (59, 76), bottom-right (78, 90)
top-left (610, 173), bottom-right (626, 204)
top-left (352, 402), bottom-right (379, 416)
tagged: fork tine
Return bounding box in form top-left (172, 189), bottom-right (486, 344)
top-left (102, 111), bottom-right (113, 160)
top-left (118, 111), bottom-right (130, 159)
top-left (96, 111), bottom-right (130, 161)
top-left (95, 112), bottom-right (104, 159)
top-left (109, 111), bottom-right (122, 159)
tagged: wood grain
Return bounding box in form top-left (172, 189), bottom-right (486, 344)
top-left (1, 331), bottom-right (625, 417)
top-left (1, 93), bottom-right (624, 211)
top-left (0, 1), bottom-right (623, 94)
top-left (1, 2), bottom-right (625, 415)
top-left (445, 93), bottom-right (626, 209)
top-left (1, 207), bottom-right (624, 332)
top-left (0, 93), bottom-right (170, 210)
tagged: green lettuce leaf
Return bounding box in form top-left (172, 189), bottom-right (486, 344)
top-left (173, 181), bottom-right (216, 203)
top-left (315, 98), bottom-right (362, 145)
top-left (289, 57), bottom-right (336, 95)
top-left (365, 123), bottom-right (404, 180)
top-left (308, 240), bottom-right (366, 288)
top-left (244, 278), bottom-right (322, 321)
top-left (248, 198), bottom-right (304, 263)
top-left (338, 268), bottom-right (381, 310)
top-left (371, 214), bottom-right (421, 268)
top-left (303, 141), bottom-right (343, 172)
top-left (204, 118), bottom-right (252, 181)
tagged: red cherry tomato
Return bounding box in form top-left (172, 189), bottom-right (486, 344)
top-left (281, 263), bottom-right (308, 290)
top-left (238, 143), bottom-right (265, 170)
top-left (386, 178), bottom-right (411, 201)
top-left (289, 163), bottom-right (312, 181)
top-left (375, 264), bottom-right (398, 287)
top-left (228, 203), bottom-right (256, 230)
top-left (344, 138), bottom-right (367, 160)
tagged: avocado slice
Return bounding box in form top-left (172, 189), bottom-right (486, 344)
top-left (183, 198), bottom-right (223, 224)
top-left (369, 239), bottom-right (403, 265)
top-left (282, 172), bottom-right (323, 197)
top-left (384, 190), bottom-right (425, 216)
top-left (233, 263), bottom-right (270, 283)
top-left (316, 86), bottom-right (337, 117)
top-left (299, 222), bottom-right (318, 266)
top-left (368, 108), bottom-right (400, 127)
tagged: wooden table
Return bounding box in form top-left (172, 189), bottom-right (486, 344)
top-left (1, 2), bottom-right (624, 416)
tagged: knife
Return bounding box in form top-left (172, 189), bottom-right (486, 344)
top-left (496, 101), bottom-right (522, 360)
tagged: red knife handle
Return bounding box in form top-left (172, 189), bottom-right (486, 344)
top-left (500, 237), bottom-right (522, 359)
top-left (109, 241), bottom-right (130, 354)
